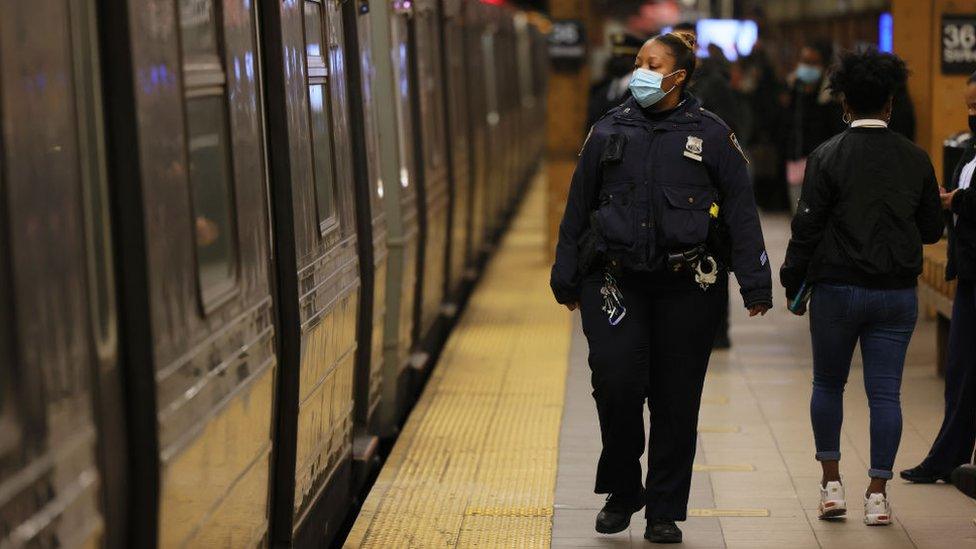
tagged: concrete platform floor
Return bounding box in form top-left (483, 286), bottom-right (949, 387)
top-left (554, 214), bottom-right (976, 548)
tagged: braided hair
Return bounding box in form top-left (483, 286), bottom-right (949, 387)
top-left (654, 30), bottom-right (698, 91)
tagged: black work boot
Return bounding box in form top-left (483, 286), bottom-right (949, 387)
top-left (900, 464), bottom-right (951, 484)
top-left (595, 490), bottom-right (645, 534)
top-left (644, 518), bottom-right (682, 543)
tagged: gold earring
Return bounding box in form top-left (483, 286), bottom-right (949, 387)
top-left (843, 112), bottom-right (853, 125)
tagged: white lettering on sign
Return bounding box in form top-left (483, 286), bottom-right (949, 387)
top-left (551, 24), bottom-right (580, 45)
top-left (943, 19), bottom-right (976, 70)
top-left (945, 22), bottom-right (976, 50)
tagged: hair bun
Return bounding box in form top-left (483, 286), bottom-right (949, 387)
top-left (669, 30), bottom-right (697, 52)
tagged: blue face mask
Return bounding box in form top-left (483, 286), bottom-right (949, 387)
top-left (629, 68), bottom-right (681, 108)
top-left (796, 63), bottom-right (822, 84)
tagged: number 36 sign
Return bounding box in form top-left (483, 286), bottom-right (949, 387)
top-left (943, 15), bottom-right (976, 74)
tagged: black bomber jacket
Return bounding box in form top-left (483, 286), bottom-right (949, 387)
top-left (780, 126), bottom-right (944, 298)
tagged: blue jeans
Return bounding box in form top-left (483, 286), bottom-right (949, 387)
top-left (809, 283), bottom-right (918, 480)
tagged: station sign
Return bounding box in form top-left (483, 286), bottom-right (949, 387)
top-left (942, 15), bottom-right (976, 75)
top-left (549, 19), bottom-right (586, 72)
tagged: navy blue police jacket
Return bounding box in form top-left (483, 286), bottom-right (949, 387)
top-left (550, 94), bottom-right (773, 308)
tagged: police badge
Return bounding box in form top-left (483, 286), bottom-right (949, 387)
top-left (683, 135), bottom-right (703, 162)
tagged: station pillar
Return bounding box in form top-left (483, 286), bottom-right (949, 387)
top-left (894, 0), bottom-right (976, 178)
top-left (546, 0), bottom-right (600, 260)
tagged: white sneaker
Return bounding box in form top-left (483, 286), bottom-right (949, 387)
top-left (818, 481), bottom-right (847, 519)
top-left (864, 493), bottom-right (892, 526)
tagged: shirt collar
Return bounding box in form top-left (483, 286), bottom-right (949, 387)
top-left (618, 94), bottom-right (702, 125)
top-left (850, 118), bottom-right (888, 128)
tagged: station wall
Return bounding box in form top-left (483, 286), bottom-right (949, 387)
top-left (894, 0), bottom-right (976, 179)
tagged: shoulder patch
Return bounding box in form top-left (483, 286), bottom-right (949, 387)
top-left (729, 132), bottom-right (749, 164)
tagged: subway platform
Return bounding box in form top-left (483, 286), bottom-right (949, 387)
top-left (345, 175), bottom-right (976, 548)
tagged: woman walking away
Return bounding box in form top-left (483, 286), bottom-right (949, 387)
top-left (903, 71), bottom-right (976, 486)
top-left (780, 49), bottom-right (943, 526)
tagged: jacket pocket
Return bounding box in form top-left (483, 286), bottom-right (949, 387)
top-left (595, 180), bottom-right (638, 252)
top-left (657, 185), bottom-right (714, 248)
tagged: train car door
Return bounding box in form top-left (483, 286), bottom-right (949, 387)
top-left (481, 14), bottom-right (505, 240)
top-left (342, 0), bottom-right (389, 460)
top-left (99, 0), bottom-right (279, 545)
top-left (440, 0), bottom-right (473, 299)
top-left (366, 0), bottom-right (421, 436)
top-left (514, 13), bottom-right (537, 184)
top-left (0, 1), bottom-right (127, 545)
top-left (408, 0), bottom-right (450, 353)
top-left (260, 0), bottom-right (361, 544)
top-left (464, 0), bottom-right (490, 262)
top-left (500, 15), bottom-right (522, 206)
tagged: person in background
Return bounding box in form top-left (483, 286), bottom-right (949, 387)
top-left (902, 71), bottom-right (976, 486)
top-left (692, 43), bottom-right (743, 134)
top-left (784, 40), bottom-right (845, 213)
top-left (740, 42), bottom-right (788, 211)
top-left (587, 32), bottom-right (645, 131)
top-left (781, 49), bottom-right (943, 526)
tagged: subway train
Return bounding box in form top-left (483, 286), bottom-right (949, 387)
top-left (0, 0), bottom-right (548, 546)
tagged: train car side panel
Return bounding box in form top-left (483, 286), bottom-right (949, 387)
top-left (441, 0), bottom-right (473, 294)
top-left (121, 0), bottom-right (278, 545)
top-left (0, 2), bottom-right (107, 545)
top-left (369, 0), bottom-right (420, 436)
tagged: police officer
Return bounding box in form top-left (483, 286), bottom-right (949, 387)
top-left (550, 30), bottom-right (772, 544)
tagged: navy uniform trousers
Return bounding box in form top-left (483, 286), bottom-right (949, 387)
top-left (579, 269), bottom-right (726, 521)
top-left (923, 280), bottom-right (976, 473)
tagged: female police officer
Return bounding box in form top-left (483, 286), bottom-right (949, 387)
top-left (550, 31), bottom-right (772, 543)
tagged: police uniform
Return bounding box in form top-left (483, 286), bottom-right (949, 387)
top-left (551, 94), bottom-right (773, 521)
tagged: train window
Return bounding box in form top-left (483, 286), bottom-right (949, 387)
top-left (186, 95), bottom-right (238, 302)
top-left (180, 0), bottom-right (219, 59)
top-left (308, 84), bottom-right (337, 223)
top-left (72, 0), bottom-right (118, 356)
top-left (424, 16), bottom-right (445, 169)
top-left (482, 32), bottom-right (499, 125)
top-left (391, 23), bottom-right (412, 189)
top-left (303, 1), bottom-right (324, 59)
top-left (303, 0), bottom-right (338, 229)
top-left (178, 0), bottom-right (240, 308)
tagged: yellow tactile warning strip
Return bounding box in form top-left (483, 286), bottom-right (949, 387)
top-left (344, 175), bottom-right (572, 548)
